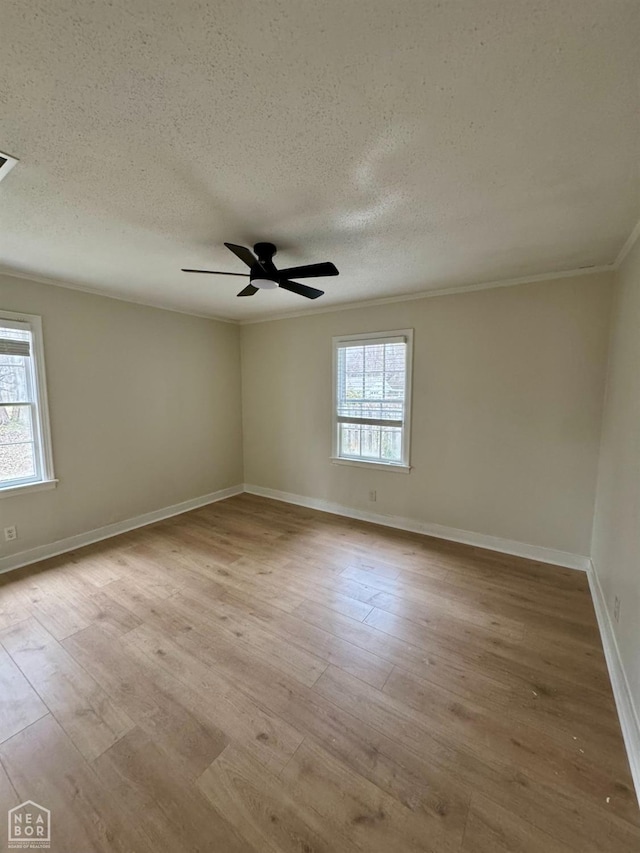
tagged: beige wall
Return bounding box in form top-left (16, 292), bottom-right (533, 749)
top-left (0, 269), bottom-right (616, 565)
top-left (0, 273), bottom-right (243, 560)
top-left (592, 240), bottom-right (640, 714)
top-left (241, 273), bottom-right (613, 556)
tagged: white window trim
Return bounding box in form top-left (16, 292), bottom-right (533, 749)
top-left (331, 328), bottom-right (413, 471)
top-left (0, 309), bottom-right (57, 498)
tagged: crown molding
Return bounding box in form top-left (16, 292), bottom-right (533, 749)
top-left (0, 267), bottom-right (239, 325)
top-left (238, 264), bottom-right (614, 325)
top-left (614, 217), bottom-right (640, 269)
top-left (8, 221), bottom-right (640, 328)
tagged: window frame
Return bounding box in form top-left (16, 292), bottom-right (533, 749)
top-left (0, 310), bottom-right (57, 498)
top-left (331, 328), bottom-right (413, 473)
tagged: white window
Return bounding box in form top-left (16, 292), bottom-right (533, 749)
top-left (332, 329), bottom-right (413, 471)
top-left (0, 311), bottom-right (56, 496)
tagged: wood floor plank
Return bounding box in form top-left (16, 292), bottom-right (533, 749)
top-left (144, 525), bottom-right (243, 568)
top-left (0, 714), bottom-right (156, 853)
top-left (174, 581), bottom-right (393, 689)
top-left (399, 542), bottom-right (583, 590)
top-left (62, 623), bottom-right (229, 779)
top-left (18, 567), bottom-right (96, 640)
top-left (315, 664), bottom-right (639, 826)
top-left (97, 546), bottom-right (186, 599)
top-left (170, 588), bottom-right (328, 688)
top-left (342, 563), bottom-right (599, 637)
top-left (94, 727), bottom-right (247, 853)
top-left (1, 617), bottom-right (135, 760)
top-left (0, 578), bottom-right (31, 632)
top-left (294, 598), bottom-right (518, 706)
top-left (281, 736), bottom-right (459, 853)
top-left (62, 545), bottom-right (127, 587)
top-left (13, 563), bottom-right (140, 641)
top-left (0, 642), bottom-right (48, 744)
top-left (131, 600), bottom-right (471, 841)
top-left (461, 793), bottom-right (574, 852)
top-left (198, 743), bottom-right (352, 853)
top-left (362, 606), bottom-right (621, 748)
top-left (343, 565), bottom-right (600, 651)
top-left (459, 763), bottom-right (640, 853)
top-left (83, 589), bottom-right (143, 636)
top-left (97, 575), bottom-right (187, 633)
top-left (0, 492), bottom-right (636, 852)
top-left (121, 621), bottom-right (305, 774)
top-left (368, 584), bottom-right (526, 641)
top-left (222, 557), bottom-right (377, 621)
top-left (383, 664), bottom-right (630, 783)
top-left (136, 543), bottom-right (306, 612)
top-left (299, 591), bottom-right (612, 701)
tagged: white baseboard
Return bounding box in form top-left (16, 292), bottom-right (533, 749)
top-left (0, 484), bottom-right (244, 575)
top-left (243, 483), bottom-right (590, 571)
top-left (588, 561), bottom-right (640, 807)
top-left (2, 480), bottom-right (590, 576)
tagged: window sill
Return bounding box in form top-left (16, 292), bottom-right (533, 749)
top-left (0, 479), bottom-right (58, 499)
top-left (330, 457), bottom-right (411, 474)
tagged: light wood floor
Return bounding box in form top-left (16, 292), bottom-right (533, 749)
top-left (0, 494), bottom-right (638, 852)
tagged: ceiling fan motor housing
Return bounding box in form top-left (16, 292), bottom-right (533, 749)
top-left (251, 242), bottom-right (279, 287)
top-left (253, 242), bottom-right (277, 263)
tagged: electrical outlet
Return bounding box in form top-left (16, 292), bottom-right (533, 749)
top-left (614, 596), bottom-right (621, 623)
top-left (369, 490), bottom-right (377, 502)
top-left (4, 526), bottom-right (17, 542)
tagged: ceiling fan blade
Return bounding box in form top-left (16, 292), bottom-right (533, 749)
top-left (279, 279), bottom-right (324, 300)
top-left (224, 242), bottom-right (261, 269)
top-left (237, 284), bottom-right (259, 297)
top-left (181, 269), bottom-right (250, 276)
top-left (278, 262), bottom-right (338, 279)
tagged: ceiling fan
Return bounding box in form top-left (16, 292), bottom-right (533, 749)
top-left (182, 242), bottom-right (339, 299)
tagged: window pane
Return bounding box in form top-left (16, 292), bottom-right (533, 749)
top-left (380, 426), bottom-right (402, 462)
top-left (383, 343), bottom-right (406, 400)
top-left (339, 424), bottom-right (361, 457)
top-left (337, 341), bottom-right (406, 420)
top-left (361, 424), bottom-right (381, 460)
top-left (364, 369), bottom-right (383, 399)
top-left (343, 346), bottom-right (364, 403)
top-left (0, 405), bottom-right (36, 482)
top-left (0, 354), bottom-right (30, 403)
top-left (364, 344), bottom-right (383, 373)
top-left (345, 346), bottom-right (363, 375)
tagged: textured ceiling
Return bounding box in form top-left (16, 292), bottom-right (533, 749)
top-left (0, 0), bottom-right (638, 321)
